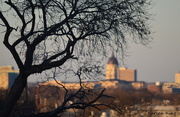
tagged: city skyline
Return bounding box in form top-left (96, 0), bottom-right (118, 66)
top-left (0, 0), bottom-right (180, 83)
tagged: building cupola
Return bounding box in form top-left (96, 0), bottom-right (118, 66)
top-left (107, 52), bottom-right (119, 66)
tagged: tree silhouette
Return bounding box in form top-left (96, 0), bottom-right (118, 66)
top-left (0, 0), bottom-right (151, 116)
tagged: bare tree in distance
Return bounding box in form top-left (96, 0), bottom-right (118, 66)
top-left (0, 0), bottom-right (152, 116)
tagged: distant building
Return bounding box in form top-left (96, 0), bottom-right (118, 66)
top-left (175, 73), bottom-right (180, 83)
top-left (106, 53), bottom-right (119, 80)
top-left (40, 53), bottom-right (142, 90)
top-left (0, 66), bottom-right (19, 90)
top-left (162, 83), bottom-right (180, 93)
top-left (132, 81), bottom-right (145, 89)
top-left (39, 80), bottom-right (96, 90)
top-left (100, 80), bottom-right (120, 88)
top-left (147, 83), bottom-right (161, 94)
top-left (119, 67), bottom-right (137, 82)
top-left (161, 72), bottom-right (180, 94)
top-left (106, 53), bottom-right (137, 82)
top-left (162, 83), bottom-right (174, 93)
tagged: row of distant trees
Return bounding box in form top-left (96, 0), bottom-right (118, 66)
top-left (1, 85), bottom-right (180, 117)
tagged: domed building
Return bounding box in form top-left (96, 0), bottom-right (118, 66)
top-left (105, 53), bottom-right (137, 82)
top-left (107, 53), bottom-right (119, 65)
top-left (39, 53), bottom-right (142, 91)
top-left (106, 53), bottom-right (119, 80)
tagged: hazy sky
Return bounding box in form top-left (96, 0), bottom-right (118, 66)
top-left (125, 0), bottom-right (180, 82)
top-left (0, 0), bottom-right (180, 83)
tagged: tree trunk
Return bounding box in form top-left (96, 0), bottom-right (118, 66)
top-left (0, 73), bottom-right (28, 117)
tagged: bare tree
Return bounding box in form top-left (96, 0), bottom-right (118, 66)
top-left (0, 0), bottom-right (151, 116)
top-left (33, 67), bottom-right (113, 117)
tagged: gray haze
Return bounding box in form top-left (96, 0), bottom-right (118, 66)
top-left (125, 0), bottom-right (180, 82)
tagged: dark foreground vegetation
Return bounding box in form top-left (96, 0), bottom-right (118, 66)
top-left (1, 85), bottom-right (180, 117)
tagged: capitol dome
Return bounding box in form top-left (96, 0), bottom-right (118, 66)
top-left (107, 53), bottom-right (119, 65)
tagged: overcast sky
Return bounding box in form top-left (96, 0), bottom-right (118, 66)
top-left (125, 0), bottom-right (180, 82)
top-left (0, 0), bottom-right (180, 83)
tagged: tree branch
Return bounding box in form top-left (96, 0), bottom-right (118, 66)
top-left (0, 11), bottom-right (24, 70)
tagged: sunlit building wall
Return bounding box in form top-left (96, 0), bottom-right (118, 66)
top-left (175, 73), bottom-right (180, 83)
top-left (106, 64), bottom-right (119, 80)
top-left (132, 81), bottom-right (145, 89)
top-left (147, 84), bottom-right (161, 94)
top-left (0, 66), bottom-right (19, 90)
top-left (106, 54), bottom-right (119, 80)
top-left (119, 67), bottom-right (137, 82)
